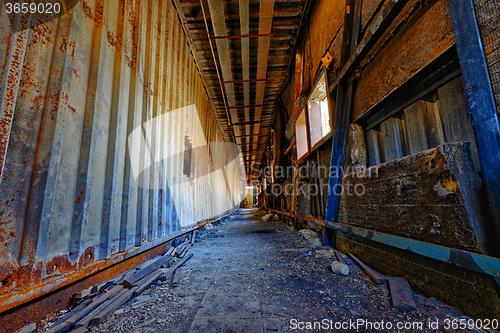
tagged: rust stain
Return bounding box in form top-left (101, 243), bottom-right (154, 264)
top-left (45, 254), bottom-right (77, 276)
top-left (0, 261), bottom-right (19, 287)
top-left (94, 2), bottom-right (104, 27)
top-left (82, 1), bottom-right (93, 20)
top-left (69, 40), bottom-right (76, 59)
top-left (59, 37), bottom-right (67, 53)
top-left (107, 31), bottom-right (116, 48)
top-left (75, 189), bottom-right (84, 204)
top-left (28, 24), bottom-right (54, 47)
top-left (83, 247), bottom-right (95, 266)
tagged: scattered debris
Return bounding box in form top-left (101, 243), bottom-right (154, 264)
top-left (333, 249), bottom-right (348, 264)
top-left (331, 260), bottom-right (350, 276)
top-left (171, 267), bottom-right (182, 287)
top-left (261, 213), bottom-right (278, 222)
top-left (315, 248), bottom-right (335, 258)
top-left (14, 322), bottom-right (36, 333)
top-left (298, 229), bottom-right (323, 249)
top-left (83, 209), bottom-right (471, 333)
top-left (43, 240), bottom-right (194, 333)
top-left (388, 277), bottom-right (416, 311)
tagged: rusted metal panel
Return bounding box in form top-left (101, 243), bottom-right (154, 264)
top-left (0, 0), bottom-right (244, 315)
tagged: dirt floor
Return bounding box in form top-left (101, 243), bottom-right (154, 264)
top-left (86, 208), bottom-right (477, 333)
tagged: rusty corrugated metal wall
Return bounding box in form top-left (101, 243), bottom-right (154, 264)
top-left (0, 0), bottom-right (244, 313)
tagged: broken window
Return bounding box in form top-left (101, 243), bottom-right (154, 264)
top-left (365, 76), bottom-right (479, 171)
top-left (307, 71), bottom-right (332, 150)
top-left (295, 108), bottom-right (309, 162)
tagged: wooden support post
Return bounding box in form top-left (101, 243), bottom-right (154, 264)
top-left (325, 0), bottom-right (362, 222)
top-left (447, 0), bottom-right (500, 251)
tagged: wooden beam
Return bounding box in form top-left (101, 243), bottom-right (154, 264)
top-left (222, 78), bottom-right (267, 84)
top-left (210, 33), bottom-right (273, 39)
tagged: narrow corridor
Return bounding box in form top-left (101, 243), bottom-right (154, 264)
top-left (89, 209), bottom-right (466, 333)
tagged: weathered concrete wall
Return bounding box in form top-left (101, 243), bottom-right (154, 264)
top-left (339, 124), bottom-right (488, 253)
top-left (0, 0), bottom-right (244, 313)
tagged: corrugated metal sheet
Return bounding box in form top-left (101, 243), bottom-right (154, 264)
top-left (0, 0), bottom-right (244, 313)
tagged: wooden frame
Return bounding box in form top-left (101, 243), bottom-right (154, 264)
top-left (307, 68), bottom-right (333, 152)
top-left (295, 107), bottom-right (310, 163)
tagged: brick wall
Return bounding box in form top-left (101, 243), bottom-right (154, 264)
top-left (336, 233), bottom-right (500, 319)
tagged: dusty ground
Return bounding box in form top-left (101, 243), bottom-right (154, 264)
top-left (88, 208), bottom-right (474, 333)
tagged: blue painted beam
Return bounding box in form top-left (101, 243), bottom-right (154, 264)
top-left (447, 0), bottom-right (500, 248)
top-left (270, 209), bottom-right (500, 278)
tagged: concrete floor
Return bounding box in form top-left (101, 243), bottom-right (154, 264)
top-left (90, 208), bottom-right (469, 333)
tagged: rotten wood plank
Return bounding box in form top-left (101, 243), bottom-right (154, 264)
top-left (339, 142), bottom-right (487, 253)
top-left (178, 244), bottom-right (191, 258)
top-left (352, 0), bottom-right (455, 120)
top-left (403, 100), bottom-right (429, 155)
top-left (365, 129), bottom-right (383, 165)
top-left (436, 76), bottom-right (479, 169)
top-left (46, 286), bottom-right (124, 333)
top-left (89, 287), bottom-right (139, 326)
top-left (171, 267), bottom-right (182, 288)
top-left (121, 255), bottom-right (173, 288)
top-left (347, 252), bottom-right (387, 284)
top-left (132, 271), bottom-right (164, 297)
top-left (380, 117), bottom-right (406, 161)
top-left (333, 250), bottom-right (347, 264)
top-left (388, 277), bottom-right (416, 311)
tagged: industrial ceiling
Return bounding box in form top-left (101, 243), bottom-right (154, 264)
top-left (172, 0), bottom-right (308, 178)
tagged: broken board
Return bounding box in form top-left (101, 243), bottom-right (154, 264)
top-left (388, 277), bottom-right (416, 311)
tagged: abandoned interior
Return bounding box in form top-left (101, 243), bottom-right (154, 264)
top-left (1, 0), bottom-right (500, 331)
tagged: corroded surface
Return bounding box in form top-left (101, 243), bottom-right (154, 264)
top-left (0, 0), bottom-right (244, 314)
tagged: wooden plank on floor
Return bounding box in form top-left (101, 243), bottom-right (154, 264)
top-left (135, 256), bottom-right (162, 270)
top-left (333, 249), bottom-right (346, 264)
top-left (388, 277), bottom-right (416, 311)
top-left (71, 327), bottom-right (89, 333)
top-left (89, 287), bottom-right (139, 326)
top-left (347, 253), bottom-right (387, 284)
top-left (174, 244), bottom-right (187, 258)
top-left (171, 267), bottom-right (182, 287)
top-left (76, 288), bottom-right (130, 328)
top-left (133, 271), bottom-right (164, 297)
top-left (46, 286), bottom-right (124, 333)
top-left (121, 255), bottom-right (172, 288)
top-left (178, 244), bottom-right (191, 258)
